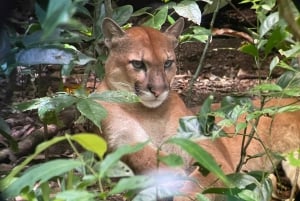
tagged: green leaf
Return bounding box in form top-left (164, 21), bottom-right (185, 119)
top-left (99, 142), bottom-right (148, 178)
top-left (41, 0), bottom-right (78, 39)
top-left (287, 151), bottom-right (300, 167)
top-left (76, 98), bottom-right (107, 128)
top-left (2, 159), bottom-right (83, 198)
top-left (269, 56), bottom-right (279, 73)
top-left (177, 116), bottom-right (208, 139)
top-left (55, 190), bottom-right (95, 201)
top-left (264, 27), bottom-right (286, 56)
top-left (259, 12), bottom-right (279, 38)
top-left (173, 0), bottom-right (202, 25)
top-left (14, 97), bottom-right (49, 111)
top-left (252, 83), bottom-right (283, 93)
top-left (89, 91), bottom-right (140, 103)
top-left (112, 5), bottom-right (133, 26)
top-left (71, 133), bottom-right (107, 159)
top-left (239, 43), bottom-right (259, 58)
top-left (132, 7), bottom-right (152, 17)
top-left (158, 154), bottom-right (184, 167)
top-left (38, 100), bottom-right (59, 124)
top-left (106, 161), bottom-right (134, 178)
top-left (166, 138), bottom-right (232, 187)
top-left (143, 5), bottom-right (168, 29)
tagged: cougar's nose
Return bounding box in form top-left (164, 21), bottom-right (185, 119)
top-left (148, 84), bottom-right (167, 97)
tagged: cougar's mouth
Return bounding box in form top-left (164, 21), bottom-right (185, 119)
top-left (134, 83), bottom-right (168, 108)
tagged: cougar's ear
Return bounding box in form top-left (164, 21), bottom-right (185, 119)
top-left (165, 18), bottom-right (184, 39)
top-left (102, 18), bottom-right (126, 48)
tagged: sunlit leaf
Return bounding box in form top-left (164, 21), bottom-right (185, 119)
top-left (71, 133), bottom-right (107, 159)
top-left (173, 0), bottom-right (202, 25)
top-left (259, 12), bottom-right (279, 38)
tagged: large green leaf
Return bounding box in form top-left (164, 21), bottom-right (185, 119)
top-left (76, 98), bottom-right (107, 128)
top-left (112, 5), bottom-right (133, 26)
top-left (2, 159), bottom-right (83, 198)
top-left (173, 0), bottom-right (202, 25)
top-left (71, 133), bottom-right (107, 159)
top-left (89, 91), bottom-right (140, 103)
top-left (166, 138), bottom-right (232, 187)
top-left (99, 142), bottom-right (148, 178)
top-left (143, 5), bottom-right (168, 29)
top-left (41, 0), bottom-right (77, 39)
top-left (158, 154), bottom-right (184, 167)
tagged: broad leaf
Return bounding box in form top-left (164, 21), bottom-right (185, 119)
top-left (106, 161), bottom-right (134, 178)
top-left (71, 133), bottom-right (107, 159)
top-left (2, 159), bottom-right (83, 198)
top-left (259, 12), bottom-right (279, 38)
top-left (143, 5), bottom-right (168, 29)
top-left (239, 43), bottom-right (259, 58)
top-left (38, 100), bottom-right (60, 124)
top-left (112, 5), bottom-right (133, 26)
top-left (89, 91), bottom-right (140, 103)
top-left (166, 138), bottom-right (232, 187)
top-left (173, 0), bottom-right (202, 25)
top-left (76, 98), bottom-right (107, 128)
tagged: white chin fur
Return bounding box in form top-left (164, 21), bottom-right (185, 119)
top-left (139, 91), bottom-right (169, 108)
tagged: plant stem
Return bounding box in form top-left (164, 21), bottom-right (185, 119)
top-left (187, 0), bottom-right (220, 106)
top-left (66, 135), bottom-right (104, 193)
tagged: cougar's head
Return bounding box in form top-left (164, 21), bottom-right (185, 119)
top-left (101, 18), bottom-right (184, 108)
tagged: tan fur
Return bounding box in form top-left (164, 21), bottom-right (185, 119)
top-left (97, 18), bottom-right (300, 199)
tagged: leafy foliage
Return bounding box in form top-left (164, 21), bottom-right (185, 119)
top-left (2, 0), bottom-right (300, 200)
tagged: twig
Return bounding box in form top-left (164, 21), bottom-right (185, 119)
top-left (187, 0), bottom-right (220, 106)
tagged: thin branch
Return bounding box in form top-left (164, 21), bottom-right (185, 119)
top-left (187, 0), bottom-right (220, 106)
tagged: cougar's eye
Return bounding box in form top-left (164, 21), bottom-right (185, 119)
top-left (164, 60), bottom-right (174, 69)
top-left (130, 60), bottom-right (145, 70)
